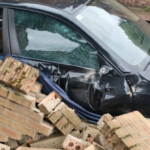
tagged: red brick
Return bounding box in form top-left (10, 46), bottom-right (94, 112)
top-left (81, 127), bottom-right (99, 143)
top-left (97, 114), bottom-right (113, 129)
top-left (0, 124), bottom-right (22, 140)
top-left (48, 110), bottom-right (62, 124)
top-left (7, 91), bottom-right (35, 108)
top-left (92, 141), bottom-right (105, 150)
top-left (99, 134), bottom-right (113, 149)
top-left (106, 119), bottom-right (121, 131)
top-left (124, 126), bottom-right (142, 144)
top-left (145, 137), bottom-right (150, 146)
top-left (131, 146), bottom-right (143, 150)
top-left (38, 91), bottom-right (62, 114)
top-left (0, 105), bottom-right (3, 113)
top-left (29, 92), bottom-right (47, 104)
top-left (20, 67), bottom-right (39, 94)
top-left (115, 128), bottom-right (130, 139)
top-left (0, 96), bottom-right (17, 111)
top-left (139, 141), bottom-right (150, 149)
top-left (3, 108), bottom-right (27, 124)
top-left (0, 133), bottom-right (8, 142)
top-left (127, 121), bottom-right (149, 138)
top-left (133, 111), bottom-right (150, 129)
top-left (2, 59), bottom-right (22, 83)
top-left (0, 57), bottom-right (15, 80)
top-left (55, 117), bottom-right (68, 130)
top-left (122, 136), bottom-right (137, 148)
top-left (56, 102), bottom-right (81, 127)
top-left (101, 119), bottom-right (121, 138)
top-left (0, 57), bottom-right (39, 94)
top-left (31, 82), bottom-right (42, 94)
top-left (62, 134), bottom-right (90, 150)
top-left (138, 122), bottom-right (150, 137)
top-left (0, 114), bottom-right (12, 126)
top-left (0, 84), bottom-right (8, 98)
top-left (124, 112), bottom-right (141, 124)
top-left (84, 145), bottom-right (97, 150)
top-left (113, 139), bottom-right (127, 150)
top-left (35, 93), bottom-right (47, 104)
top-left (116, 115), bottom-right (129, 127)
top-left (16, 105), bottom-right (43, 122)
top-left (75, 122), bottom-right (97, 131)
top-left (61, 123), bottom-right (74, 135)
top-left (12, 122), bottom-right (36, 138)
top-left (11, 63), bottom-right (31, 88)
top-left (27, 119), bottom-right (54, 136)
top-left (0, 143), bottom-right (10, 150)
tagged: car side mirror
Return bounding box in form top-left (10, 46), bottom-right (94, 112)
top-left (99, 65), bottom-right (113, 77)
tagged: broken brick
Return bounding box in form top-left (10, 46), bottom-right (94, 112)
top-left (62, 134), bottom-right (90, 150)
top-left (38, 91), bottom-right (62, 114)
top-left (0, 143), bottom-right (10, 150)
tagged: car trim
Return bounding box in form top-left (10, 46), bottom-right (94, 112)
top-left (7, 9), bottom-right (20, 55)
top-left (2, 8), bottom-right (11, 54)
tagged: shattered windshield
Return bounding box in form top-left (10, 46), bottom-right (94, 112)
top-left (76, 0), bottom-right (150, 69)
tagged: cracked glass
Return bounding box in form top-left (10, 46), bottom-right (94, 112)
top-left (14, 10), bottom-right (100, 70)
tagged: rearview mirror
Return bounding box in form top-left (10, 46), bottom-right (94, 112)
top-left (99, 65), bottom-right (113, 77)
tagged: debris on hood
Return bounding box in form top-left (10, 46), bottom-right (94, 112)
top-left (0, 57), bottom-right (150, 150)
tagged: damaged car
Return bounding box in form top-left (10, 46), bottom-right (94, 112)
top-left (0, 0), bottom-right (150, 117)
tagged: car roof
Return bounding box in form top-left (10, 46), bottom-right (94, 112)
top-left (0, 0), bottom-right (90, 12)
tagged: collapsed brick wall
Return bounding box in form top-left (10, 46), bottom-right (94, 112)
top-left (38, 92), bottom-right (81, 135)
top-left (117, 0), bottom-right (150, 7)
top-left (98, 112), bottom-right (150, 149)
top-left (0, 83), bottom-right (54, 142)
top-left (0, 57), bottom-right (54, 143)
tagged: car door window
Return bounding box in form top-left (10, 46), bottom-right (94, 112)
top-left (14, 9), bottom-right (100, 70)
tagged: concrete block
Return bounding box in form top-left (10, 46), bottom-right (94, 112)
top-left (30, 133), bottom-right (65, 149)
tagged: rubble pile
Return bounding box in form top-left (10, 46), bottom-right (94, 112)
top-left (0, 57), bottom-right (149, 150)
top-left (98, 112), bottom-right (150, 150)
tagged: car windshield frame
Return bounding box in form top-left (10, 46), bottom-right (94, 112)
top-left (75, 0), bottom-right (150, 73)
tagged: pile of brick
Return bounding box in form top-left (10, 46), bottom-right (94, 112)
top-left (0, 57), bottom-right (150, 150)
top-left (0, 57), bottom-right (54, 143)
top-left (38, 93), bottom-right (81, 135)
top-left (98, 112), bottom-right (150, 150)
top-left (24, 111), bottom-right (150, 150)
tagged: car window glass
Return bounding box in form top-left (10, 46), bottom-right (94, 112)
top-left (76, 0), bottom-right (150, 70)
top-left (14, 10), bottom-right (100, 70)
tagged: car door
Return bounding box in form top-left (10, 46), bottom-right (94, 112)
top-left (7, 8), bottom-right (132, 115)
